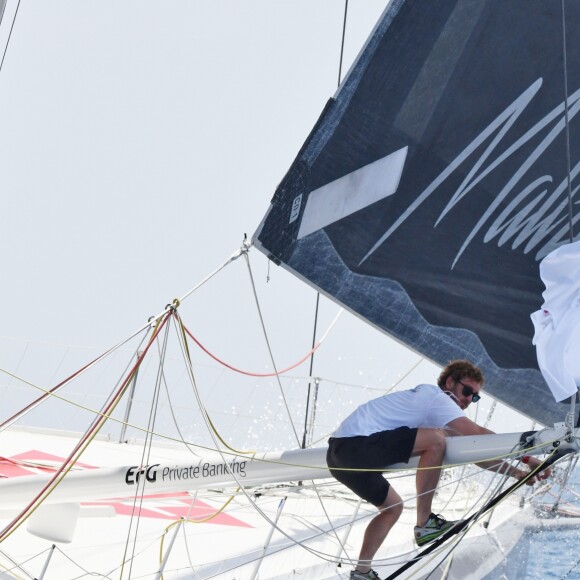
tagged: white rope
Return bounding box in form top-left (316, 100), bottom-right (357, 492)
top-left (121, 321), bottom-right (171, 580)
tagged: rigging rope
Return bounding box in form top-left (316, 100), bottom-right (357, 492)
top-left (0, 246), bottom-right (245, 456)
top-left (383, 450), bottom-right (565, 580)
top-left (171, 303), bottom-right (361, 568)
top-left (157, 490), bottom-right (240, 580)
top-left (122, 318), bottom-right (172, 580)
top-left (173, 310), bottom-right (256, 456)
top-left (181, 309), bottom-right (341, 377)
top-left (0, 312), bottom-right (171, 545)
top-left (0, 352), bottom-right (560, 477)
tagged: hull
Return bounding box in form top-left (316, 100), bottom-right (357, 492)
top-left (0, 425), bottom-right (571, 579)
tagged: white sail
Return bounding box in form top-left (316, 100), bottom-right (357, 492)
top-left (532, 240), bottom-right (580, 401)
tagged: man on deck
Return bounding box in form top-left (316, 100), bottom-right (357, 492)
top-left (326, 359), bottom-right (550, 580)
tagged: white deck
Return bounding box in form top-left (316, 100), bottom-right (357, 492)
top-left (0, 426), bottom-right (551, 579)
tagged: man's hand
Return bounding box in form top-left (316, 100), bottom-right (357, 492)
top-left (512, 457), bottom-right (552, 485)
top-left (524, 456), bottom-right (552, 480)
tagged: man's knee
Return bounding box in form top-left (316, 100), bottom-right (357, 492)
top-left (380, 487), bottom-right (403, 519)
top-left (389, 499), bottom-right (403, 519)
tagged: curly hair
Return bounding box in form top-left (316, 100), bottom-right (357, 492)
top-left (437, 360), bottom-right (484, 388)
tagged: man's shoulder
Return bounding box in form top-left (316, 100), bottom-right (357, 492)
top-left (412, 384), bottom-right (460, 408)
top-left (410, 383), bottom-right (440, 395)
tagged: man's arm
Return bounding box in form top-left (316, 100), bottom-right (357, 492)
top-left (445, 417), bottom-right (550, 484)
top-left (445, 416), bottom-right (493, 437)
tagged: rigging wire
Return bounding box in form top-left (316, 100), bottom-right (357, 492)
top-left (302, 292), bottom-right (320, 449)
top-left (561, 0), bottom-right (574, 244)
top-left (167, 309), bottom-right (378, 569)
top-left (184, 466), bottom-right (508, 577)
top-left (0, 247), bottom-right (244, 441)
top-left (417, 455), bottom-right (552, 580)
top-left (241, 244), bottom-right (358, 566)
top-left (242, 246), bottom-right (301, 447)
top-left (177, 246), bottom-right (246, 304)
top-left (298, 0), bottom-right (351, 451)
top-left (0, 301), bottom-right (561, 573)
top-left (384, 450), bottom-right (564, 580)
top-left (404, 455), bottom-right (524, 577)
top-left (549, 452), bottom-right (577, 513)
top-left (0, 349), bottom-right (559, 475)
top-left (157, 338), bottom-right (202, 459)
top-left (174, 310), bottom-right (256, 456)
top-left (0, 316), bottom-right (156, 434)
top-left (122, 319), bottom-right (171, 580)
top-left (337, 0), bottom-right (349, 87)
top-left (290, 3), bottom-right (358, 566)
top-left (0, 313), bottom-right (171, 545)
top-left (0, 0), bottom-right (20, 76)
top-left (0, 544), bottom-right (32, 580)
top-left (562, 557), bottom-right (580, 580)
top-left (300, 0), bottom-right (349, 448)
top-left (168, 335), bottom-right (547, 575)
top-left (3, 372), bottom-right (552, 576)
top-left (436, 400), bottom-right (500, 519)
top-left (51, 544), bottom-right (114, 580)
top-left (560, 0), bottom-right (579, 447)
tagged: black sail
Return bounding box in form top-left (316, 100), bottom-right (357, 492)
top-left (254, 0), bottom-right (580, 426)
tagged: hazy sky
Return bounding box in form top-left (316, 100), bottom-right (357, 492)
top-left (0, 1), bottom-right (388, 345)
top-left (0, 1), bottom-right (535, 448)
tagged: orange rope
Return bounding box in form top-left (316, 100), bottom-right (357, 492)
top-left (181, 323), bottom-right (320, 377)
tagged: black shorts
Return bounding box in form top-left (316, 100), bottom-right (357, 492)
top-left (326, 427), bottom-right (418, 507)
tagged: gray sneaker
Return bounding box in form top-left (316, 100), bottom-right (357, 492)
top-left (414, 513), bottom-right (461, 547)
top-left (350, 569), bottom-right (380, 580)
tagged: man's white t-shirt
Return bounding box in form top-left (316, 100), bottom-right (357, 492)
top-left (331, 384), bottom-right (465, 438)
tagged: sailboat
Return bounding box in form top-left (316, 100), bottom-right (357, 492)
top-left (1, 0), bottom-right (580, 578)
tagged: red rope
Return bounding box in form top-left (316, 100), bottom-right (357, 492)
top-left (181, 324), bottom-right (320, 377)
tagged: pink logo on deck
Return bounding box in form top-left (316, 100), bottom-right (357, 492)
top-left (0, 451), bottom-right (250, 528)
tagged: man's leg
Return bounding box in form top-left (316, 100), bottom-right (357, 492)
top-left (355, 485), bottom-right (403, 574)
top-left (410, 428), bottom-right (446, 526)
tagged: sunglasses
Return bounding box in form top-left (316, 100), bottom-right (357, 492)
top-left (456, 379), bottom-right (481, 403)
